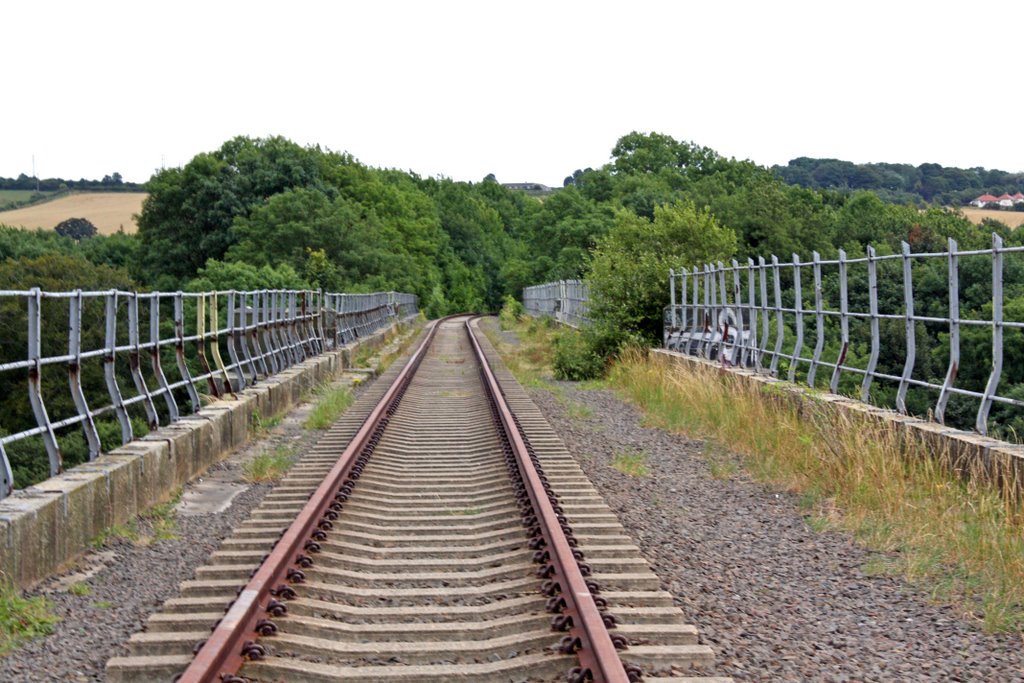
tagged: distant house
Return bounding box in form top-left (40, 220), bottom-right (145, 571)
top-left (502, 182), bottom-right (554, 192)
top-left (971, 194), bottom-right (999, 207)
top-left (998, 193), bottom-right (1015, 207)
top-left (1014, 192), bottom-right (1024, 205)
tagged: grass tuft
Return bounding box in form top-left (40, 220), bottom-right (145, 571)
top-left (242, 445), bottom-right (297, 483)
top-left (91, 521), bottom-right (138, 548)
top-left (611, 450), bottom-right (649, 477)
top-left (305, 386), bottom-right (355, 430)
top-left (251, 410), bottom-right (282, 436)
top-left (0, 579), bottom-right (59, 655)
top-left (607, 349), bottom-right (1024, 632)
top-left (68, 582), bottom-right (91, 597)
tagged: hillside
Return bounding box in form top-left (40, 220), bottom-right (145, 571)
top-left (0, 192), bottom-right (146, 234)
top-left (773, 157), bottom-right (1024, 206)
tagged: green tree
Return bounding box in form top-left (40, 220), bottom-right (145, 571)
top-left (135, 136), bottom-right (328, 287)
top-left (54, 218), bottom-right (98, 241)
top-left (588, 201), bottom-right (738, 342)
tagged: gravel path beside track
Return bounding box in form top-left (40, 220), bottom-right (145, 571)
top-left (484, 320), bottom-right (1024, 683)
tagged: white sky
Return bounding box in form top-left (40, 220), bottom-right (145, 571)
top-left (2, 0), bottom-right (1021, 186)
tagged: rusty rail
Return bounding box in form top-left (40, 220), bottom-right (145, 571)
top-left (176, 318), bottom-right (440, 683)
top-left (466, 317), bottom-right (633, 683)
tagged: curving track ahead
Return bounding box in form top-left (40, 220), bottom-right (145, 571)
top-left (107, 316), bottom-right (729, 683)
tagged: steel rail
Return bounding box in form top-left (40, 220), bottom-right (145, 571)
top-left (175, 318), bottom-right (441, 683)
top-left (465, 317), bottom-right (631, 683)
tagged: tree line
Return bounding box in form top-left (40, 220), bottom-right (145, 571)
top-left (772, 157), bottom-right (1024, 206)
top-left (0, 172), bottom-right (144, 193)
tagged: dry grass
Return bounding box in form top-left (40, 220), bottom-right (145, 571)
top-left (0, 192), bottom-right (146, 234)
top-left (959, 207), bottom-right (1024, 229)
top-left (608, 350), bottom-right (1024, 631)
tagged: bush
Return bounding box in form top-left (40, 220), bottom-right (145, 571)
top-left (498, 295), bottom-right (524, 330)
top-left (552, 328), bottom-right (605, 381)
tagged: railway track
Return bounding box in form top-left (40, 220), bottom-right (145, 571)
top-left (107, 316), bottom-right (729, 682)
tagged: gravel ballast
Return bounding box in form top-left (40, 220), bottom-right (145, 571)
top-left (0, 471), bottom-right (272, 682)
top-left (520, 368), bottom-right (1024, 681)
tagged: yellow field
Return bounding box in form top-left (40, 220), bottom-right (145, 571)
top-left (0, 192), bottom-right (146, 234)
top-left (960, 207), bottom-right (1024, 229)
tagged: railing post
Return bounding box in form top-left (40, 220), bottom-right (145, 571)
top-left (770, 255), bottom-right (784, 377)
top-left (678, 270), bottom-right (688, 339)
top-left (226, 291), bottom-right (248, 391)
top-left (788, 254), bottom-right (804, 382)
top-left (896, 241), bottom-right (916, 414)
top-left (149, 294), bottom-right (180, 423)
top-left (195, 293), bottom-right (220, 398)
top-left (69, 289), bottom-right (102, 458)
top-left (861, 246), bottom-right (880, 403)
top-left (127, 292), bottom-right (159, 429)
top-left (103, 291), bottom-right (133, 445)
top-left (807, 251), bottom-right (825, 387)
top-left (935, 239), bottom-right (959, 424)
top-left (717, 262), bottom-right (729, 366)
top-left (976, 233), bottom-right (1004, 434)
top-left (0, 444), bottom-right (12, 498)
top-left (731, 259), bottom-right (746, 367)
top-left (701, 264), bottom-right (714, 358)
top-left (27, 288), bottom-right (62, 475)
top-left (689, 267), bottom-right (701, 354)
top-left (830, 249), bottom-right (850, 394)
top-left (747, 258), bottom-right (758, 370)
top-left (669, 269), bottom-right (677, 332)
top-left (174, 292), bottom-right (201, 412)
top-left (758, 256), bottom-right (769, 369)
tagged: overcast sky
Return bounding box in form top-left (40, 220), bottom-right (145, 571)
top-left (2, 1), bottom-right (1021, 186)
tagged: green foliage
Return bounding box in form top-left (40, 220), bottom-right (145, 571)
top-left (589, 201), bottom-right (737, 342)
top-left (53, 217), bottom-right (97, 241)
top-left (242, 445), bottom-right (296, 483)
top-left (304, 385), bottom-right (355, 430)
top-left (498, 295), bottom-right (524, 330)
top-left (135, 136), bottom-right (329, 287)
top-left (185, 259), bottom-right (307, 291)
top-left (552, 328), bottom-right (606, 381)
top-left (0, 580), bottom-right (60, 655)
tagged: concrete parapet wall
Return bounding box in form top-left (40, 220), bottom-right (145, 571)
top-left (653, 348), bottom-right (1024, 492)
top-left (0, 319), bottom-right (415, 589)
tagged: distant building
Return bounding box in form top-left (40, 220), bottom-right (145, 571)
top-left (502, 182), bottom-right (554, 192)
top-left (1014, 192), bottom-right (1024, 205)
top-left (971, 194), bottom-right (999, 207)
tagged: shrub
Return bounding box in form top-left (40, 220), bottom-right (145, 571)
top-left (498, 295), bottom-right (524, 330)
top-left (552, 328), bottom-right (605, 381)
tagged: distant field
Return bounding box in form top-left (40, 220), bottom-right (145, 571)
top-left (0, 189), bottom-right (52, 206)
top-left (0, 192), bottom-right (146, 234)
top-left (960, 207), bottom-right (1024, 229)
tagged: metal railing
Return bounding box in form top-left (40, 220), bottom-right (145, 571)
top-left (0, 288), bottom-right (417, 497)
top-left (664, 234), bottom-right (1024, 436)
top-left (523, 280), bottom-right (590, 328)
